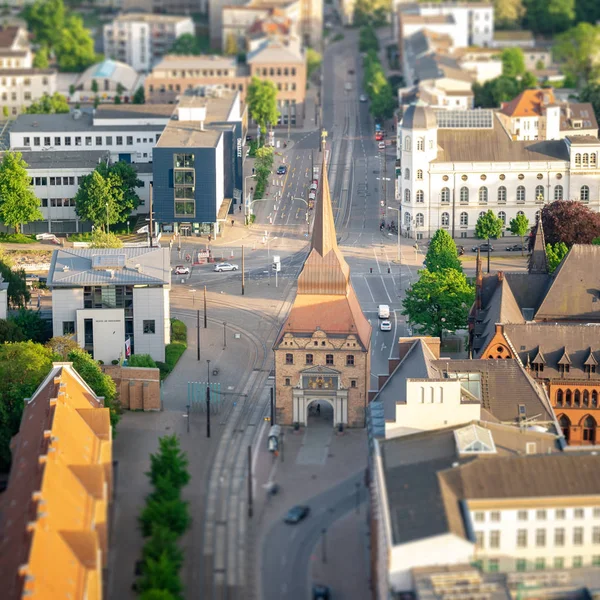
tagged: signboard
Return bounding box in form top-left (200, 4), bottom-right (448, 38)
top-left (236, 137), bottom-right (242, 158)
top-left (198, 250), bottom-right (210, 259)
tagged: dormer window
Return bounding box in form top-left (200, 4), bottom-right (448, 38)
top-left (532, 363), bottom-right (544, 373)
top-left (558, 364), bottom-right (570, 374)
top-left (572, 120), bottom-right (582, 129)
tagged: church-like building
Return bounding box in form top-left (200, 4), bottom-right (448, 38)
top-left (273, 151), bottom-right (372, 428)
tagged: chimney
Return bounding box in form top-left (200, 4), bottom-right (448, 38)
top-left (423, 337), bottom-right (441, 359)
top-left (398, 337), bottom-right (416, 362)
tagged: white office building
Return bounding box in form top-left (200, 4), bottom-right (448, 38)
top-left (48, 248), bottom-right (171, 364)
top-left (396, 102), bottom-right (600, 239)
top-left (103, 13), bottom-right (195, 73)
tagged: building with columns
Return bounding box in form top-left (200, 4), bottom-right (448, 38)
top-left (396, 102), bottom-right (600, 239)
top-left (273, 151), bottom-right (371, 428)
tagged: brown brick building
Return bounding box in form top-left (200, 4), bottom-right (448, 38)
top-left (273, 151), bottom-right (371, 428)
top-left (469, 225), bottom-right (600, 445)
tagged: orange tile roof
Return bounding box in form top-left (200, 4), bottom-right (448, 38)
top-left (0, 363), bottom-right (111, 600)
top-left (500, 88), bottom-right (555, 118)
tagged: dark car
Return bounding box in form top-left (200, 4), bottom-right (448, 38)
top-left (347, 68), bottom-right (355, 75)
top-left (312, 584), bottom-right (331, 599)
top-left (506, 244), bottom-right (525, 251)
top-left (284, 505), bottom-right (310, 524)
top-left (246, 135), bottom-right (252, 142)
top-left (472, 243), bottom-right (495, 252)
top-left (277, 165), bottom-right (288, 175)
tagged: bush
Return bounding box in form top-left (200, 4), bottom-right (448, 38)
top-left (129, 354), bottom-right (158, 368)
top-left (68, 232), bottom-right (93, 242)
top-left (0, 232), bottom-right (36, 244)
top-left (159, 319), bottom-right (187, 379)
top-left (171, 319), bottom-right (187, 344)
top-left (332, 33), bottom-right (344, 42)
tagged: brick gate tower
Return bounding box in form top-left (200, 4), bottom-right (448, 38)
top-left (273, 142), bottom-right (371, 428)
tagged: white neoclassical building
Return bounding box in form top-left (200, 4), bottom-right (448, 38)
top-left (396, 102), bottom-right (600, 239)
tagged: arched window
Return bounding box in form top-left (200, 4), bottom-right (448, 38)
top-left (404, 136), bottom-right (411, 152)
top-left (583, 416), bottom-right (596, 443)
top-left (591, 153), bottom-right (597, 167)
top-left (556, 389), bottom-right (564, 407)
top-left (498, 186), bottom-right (506, 203)
top-left (441, 212), bottom-right (450, 226)
top-left (460, 212), bottom-right (468, 226)
top-left (416, 190), bottom-right (424, 203)
top-left (416, 169), bottom-right (423, 180)
top-left (554, 185), bottom-right (563, 200)
top-left (575, 153), bottom-right (582, 166)
top-left (404, 212), bottom-right (411, 226)
top-left (581, 185), bottom-right (590, 203)
top-left (479, 186), bottom-right (488, 203)
top-left (593, 391), bottom-right (599, 407)
top-left (566, 389), bottom-right (572, 407)
top-left (404, 188), bottom-right (411, 203)
top-left (575, 389), bottom-right (581, 407)
top-left (584, 390), bottom-right (590, 407)
top-left (498, 211), bottom-right (506, 225)
top-left (460, 187), bottom-right (469, 203)
top-left (415, 213), bottom-right (424, 227)
top-left (517, 210), bottom-right (525, 216)
top-left (559, 414), bottom-right (570, 442)
top-left (404, 168), bottom-right (410, 180)
top-left (517, 186), bottom-right (525, 203)
top-left (441, 187), bottom-right (450, 203)
top-left (416, 138), bottom-right (424, 151)
top-left (583, 153), bottom-right (589, 167)
top-left (535, 185), bottom-right (544, 203)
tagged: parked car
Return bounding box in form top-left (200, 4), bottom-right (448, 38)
top-left (245, 135), bottom-right (252, 142)
top-left (380, 320), bottom-right (392, 331)
top-left (309, 191), bottom-right (317, 201)
top-left (312, 584), bottom-right (331, 599)
top-left (472, 243), bottom-right (495, 252)
top-left (284, 505), bottom-right (310, 524)
top-left (277, 165), bottom-right (288, 175)
top-left (214, 263), bottom-right (239, 272)
top-left (378, 140), bottom-right (385, 150)
top-left (506, 244), bottom-right (525, 251)
top-left (312, 178), bottom-right (319, 187)
top-left (359, 94), bottom-right (368, 102)
top-left (310, 181), bottom-right (318, 191)
top-left (348, 68), bottom-right (355, 75)
top-left (174, 265), bottom-right (190, 275)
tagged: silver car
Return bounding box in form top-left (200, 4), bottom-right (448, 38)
top-left (214, 262), bottom-right (239, 272)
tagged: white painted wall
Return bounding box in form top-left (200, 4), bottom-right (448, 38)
top-left (215, 134), bottom-right (225, 215)
top-left (0, 285), bottom-right (7, 319)
top-left (0, 71), bottom-right (57, 116)
top-left (386, 379), bottom-right (480, 438)
top-left (133, 286), bottom-right (168, 362)
top-left (52, 288), bottom-right (84, 338)
top-left (76, 308), bottom-right (125, 364)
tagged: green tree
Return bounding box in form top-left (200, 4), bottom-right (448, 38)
top-left (246, 77), bottom-right (279, 134)
top-left (67, 348), bottom-right (120, 429)
top-left (523, 0), bottom-right (575, 35)
top-left (473, 75), bottom-right (522, 107)
top-left (10, 309), bottom-right (48, 343)
top-left (494, 0), bottom-right (525, 29)
top-left (114, 95), bottom-right (121, 105)
top-left (224, 32), bottom-right (238, 55)
top-left (25, 92), bottom-right (70, 114)
top-left (359, 27), bottom-right (379, 53)
top-left (501, 47), bottom-right (526, 77)
top-left (91, 79), bottom-right (98, 94)
top-left (2, 106), bottom-right (8, 118)
top-left (424, 229), bottom-right (462, 273)
top-left (94, 95), bottom-right (100, 109)
top-left (0, 151), bottom-right (42, 233)
top-left (402, 269), bottom-right (475, 342)
top-left (147, 435), bottom-right (191, 491)
top-left (133, 86), bottom-right (145, 104)
top-left (475, 210), bottom-right (504, 273)
top-left (579, 82), bottom-right (600, 118)
top-left (140, 590), bottom-right (177, 600)
top-left (142, 525), bottom-right (183, 572)
top-left (116, 83), bottom-right (125, 96)
top-left (46, 335), bottom-right (79, 359)
top-left (25, 0), bottom-right (65, 48)
top-left (74, 170), bottom-right (123, 231)
top-left (546, 242), bottom-right (569, 273)
top-left (169, 33), bottom-right (203, 55)
top-left (96, 161), bottom-right (142, 218)
top-left (90, 229), bottom-right (123, 248)
top-left (520, 71), bottom-right (538, 89)
top-left (306, 48), bottom-right (322, 80)
top-left (576, 0), bottom-right (600, 25)
top-left (0, 319), bottom-right (25, 343)
top-left (137, 553), bottom-right (183, 598)
top-left (128, 354), bottom-right (158, 368)
top-left (554, 23), bottom-right (600, 86)
top-left (33, 46), bottom-right (49, 69)
top-left (0, 341), bottom-right (55, 470)
top-left (139, 495), bottom-right (190, 537)
top-left (55, 14), bottom-right (98, 72)
top-left (0, 256), bottom-right (30, 308)
top-left (509, 213), bottom-right (530, 256)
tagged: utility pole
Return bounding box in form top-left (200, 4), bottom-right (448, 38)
top-left (149, 182), bottom-right (154, 248)
top-left (207, 359), bottom-right (211, 386)
top-left (383, 150), bottom-right (387, 208)
top-left (206, 385), bottom-right (211, 438)
top-left (270, 387), bottom-right (274, 423)
top-left (196, 309), bottom-right (200, 361)
top-left (223, 321), bottom-right (227, 349)
top-left (321, 528), bottom-right (327, 563)
top-left (186, 403), bottom-right (190, 433)
top-left (203, 286), bottom-right (207, 328)
top-left (241, 245), bottom-right (245, 295)
top-left (247, 445), bottom-right (253, 518)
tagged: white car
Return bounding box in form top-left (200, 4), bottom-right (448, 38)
top-left (310, 182), bottom-right (318, 191)
top-left (380, 320), bottom-right (392, 331)
top-left (174, 265), bottom-right (190, 275)
top-left (359, 94), bottom-right (368, 103)
top-left (378, 140), bottom-right (385, 150)
top-left (309, 191), bottom-right (316, 201)
top-left (214, 262), bottom-right (239, 272)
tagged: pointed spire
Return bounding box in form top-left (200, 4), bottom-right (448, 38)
top-left (528, 212), bottom-right (548, 274)
top-left (311, 136), bottom-right (337, 257)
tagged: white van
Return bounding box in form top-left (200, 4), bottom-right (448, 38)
top-left (378, 304), bottom-right (390, 319)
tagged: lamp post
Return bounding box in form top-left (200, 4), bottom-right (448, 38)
top-left (246, 197), bottom-right (269, 225)
top-left (266, 235), bottom-right (278, 258)
top-left (244, 174), bottom-right (256, 223)
top-left (191, 288), bottom-right (197, 306)
top-left (291, 197), bottom-right (311, 236)
top-left (207, 359), bottom-right (211, 386)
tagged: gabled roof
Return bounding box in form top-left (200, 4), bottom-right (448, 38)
top-left (535, 245), bottom-right (600, 320)
top-left (557, 347), bottom-right (571, 365)
top-left (584, 349), bottom-right (598, 366)
top-left (528, 216), bottom-right (548, 275)
top-left (531, 347), bottom-right (546, 365)
top-left (500, 88), bottom-right (555, 118)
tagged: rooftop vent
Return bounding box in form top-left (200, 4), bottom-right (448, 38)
top-left (92, 254), bottom-right (126, 270)
top-left (454, 424), bottom-right (497, 455)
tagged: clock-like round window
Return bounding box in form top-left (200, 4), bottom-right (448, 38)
top-left (480, 174), bottom-right (487, 181)
top-left (518, 174), bottom-right (525, 180)
top-left (537, 173), bottom-right (543, 180)
top-left (442, 175), bottom-right (449, 181)
top-left (556, 173), bottom-right (563, 180)
top-left (499, 174), bottom-right (505, 181)
top-left (461, 174), bottom-right (468, 181)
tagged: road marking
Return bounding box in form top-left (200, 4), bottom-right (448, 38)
top-left (390, 310), bottom-right (399, 359)
top-left (373, 247), bottom-right (381, 273)
top-left (363, 276), bottom-right (376, 302)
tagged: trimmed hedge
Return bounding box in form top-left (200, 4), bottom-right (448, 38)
top-left (158, 320), bottom-right (187, 380)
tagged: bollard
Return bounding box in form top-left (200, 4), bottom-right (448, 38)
top-left (370, 267), bottom-right (373, 273)
top-left (388, 267), bottom-right (390, 273)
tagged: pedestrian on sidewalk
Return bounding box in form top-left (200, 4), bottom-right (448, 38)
top-left (231, 219), bottom-right (235, 227)
top-left (316, 403), bottom-right (320, 416)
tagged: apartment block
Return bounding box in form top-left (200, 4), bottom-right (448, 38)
top-left (103, 13), bottom-right (195, 72)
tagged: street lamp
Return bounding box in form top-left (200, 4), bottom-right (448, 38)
top-left (244, 174), bottom-right (256, 221)
top-left (291, 197), bottom-right (311, 236)
top-left (266, 235), bottom-right (278, 258)
top-left (207, 359), bottom-right (211, 386)
top-left (191, 289), bottom-right (197, 306)
top-left (245, 197), bottom-right (269, 225)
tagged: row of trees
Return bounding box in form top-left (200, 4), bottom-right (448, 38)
top-left (0, 338), bottom-right (119, 471)
top-left (363, 49), bottom-right (396, 121)
top-left (136, 435), bottom-right (191, 599)
top-left (25, 0), bottom-right (100, 72)
top-left (252, 146), bottom-right (274, 201)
